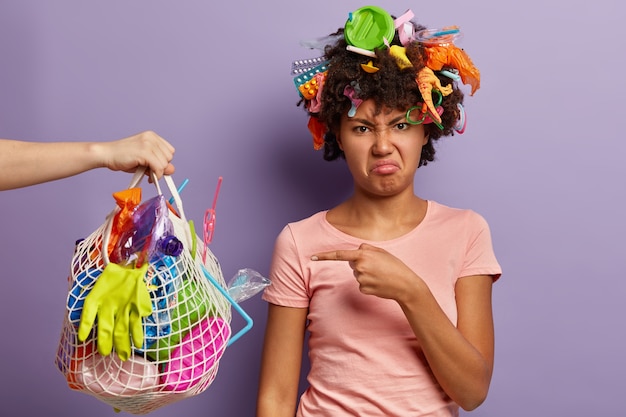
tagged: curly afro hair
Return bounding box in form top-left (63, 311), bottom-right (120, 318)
top-left (299, 20), bottom-right (465, 167)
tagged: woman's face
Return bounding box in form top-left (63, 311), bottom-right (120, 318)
top-left (337, 99), bottom-right (428, 197)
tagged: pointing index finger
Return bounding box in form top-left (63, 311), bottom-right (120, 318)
top-left (311, 250), bottom-right (358, 261)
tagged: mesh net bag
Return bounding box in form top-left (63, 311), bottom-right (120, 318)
top-left (55, 170), bottom-right (233, 414)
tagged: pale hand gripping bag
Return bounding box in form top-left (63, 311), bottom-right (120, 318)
top-left (55, 169), bottom-right (234, 414)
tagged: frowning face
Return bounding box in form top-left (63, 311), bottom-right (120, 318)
top-left (337, 99), bottom-right (428, 197)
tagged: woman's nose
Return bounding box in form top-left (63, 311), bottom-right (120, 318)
top-left (373, 130), bottom-right (393, 154)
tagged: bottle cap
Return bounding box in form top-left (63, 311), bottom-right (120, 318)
top-left (158, 235), bottom-right (183, 256)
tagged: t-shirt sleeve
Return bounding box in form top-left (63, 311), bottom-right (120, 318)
top-left (262, 225), bottom-right (310, 308)
top-left (460, 212), bottom-right (502, 282)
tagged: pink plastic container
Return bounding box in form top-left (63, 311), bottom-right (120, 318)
top-left (161, 316), bottom-right (230, 391)
top-left (76, 350), bottom-right (160, 397)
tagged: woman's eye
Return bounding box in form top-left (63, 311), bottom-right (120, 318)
top-left (354, 126), bottom-right (370, 133)
top-left (396, 122), bottom-right (409, 131)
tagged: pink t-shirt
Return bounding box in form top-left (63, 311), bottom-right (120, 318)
top-left (263, 200), bottom-right (502, 417)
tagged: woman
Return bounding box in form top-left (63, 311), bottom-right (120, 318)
top-left (257, 6), bottom-right (501, 416)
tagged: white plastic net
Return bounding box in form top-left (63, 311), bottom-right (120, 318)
top-left (55, 174), bottom-right (232, 414)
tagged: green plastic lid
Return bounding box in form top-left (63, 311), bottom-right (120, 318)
top-left (344, 6), bottom-right (395, 51)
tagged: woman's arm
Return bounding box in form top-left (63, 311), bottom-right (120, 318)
top-left (0, 130), bottom-right (175, 190)
top-left (398, 274), bottom-right (494, 410)
top-left (257, 303), bottom-right (308, 417)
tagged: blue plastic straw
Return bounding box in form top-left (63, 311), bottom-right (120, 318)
top-left (427, 28), bottom-right (460, 38)
top-left (168, 178), bottom-right (189, 205)
top-left (173, 178), bottom-right (254, 346)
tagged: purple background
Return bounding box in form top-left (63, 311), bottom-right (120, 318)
top-left (1, 1), bottom-right (624, 416)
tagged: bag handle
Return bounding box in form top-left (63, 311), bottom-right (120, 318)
top-left (101, 167), bottom-right (192, 265)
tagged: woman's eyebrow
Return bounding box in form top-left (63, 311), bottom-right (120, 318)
top-left (388, 115), bottom-right (407, 125)
top-left (348, 117), bottom-right (375, 126)
top-left (348, 115), bottom-right (406, 127)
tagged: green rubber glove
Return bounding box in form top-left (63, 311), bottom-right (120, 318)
top-left (78, 262), bottom-right (152, 361)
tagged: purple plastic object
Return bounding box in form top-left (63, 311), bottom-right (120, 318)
top-left (111, 195), bottom-right (177, 264)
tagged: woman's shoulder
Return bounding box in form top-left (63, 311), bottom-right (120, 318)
top-left (276, 210), bottom-right (329, 237)
top-left (427, 200), bottom-right (490, 226)
top-left (274, 210), bottom-right (345, 253)
top-left (288, 210), bottom-right (328, 227)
